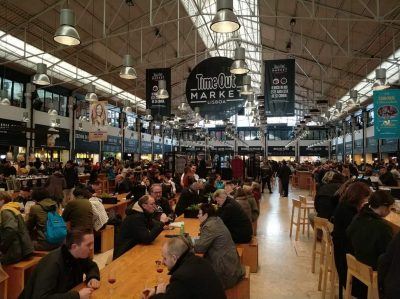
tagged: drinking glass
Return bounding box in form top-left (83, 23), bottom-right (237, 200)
top-left (108, 268), bottom-right (117, 298)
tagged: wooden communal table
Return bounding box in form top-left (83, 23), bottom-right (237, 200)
top-left (75, 217), bottom-right (199, 298)
top-left (102, 193), bottom-right (130, 219)
top-left (385, 212), bottom-right (400, 235)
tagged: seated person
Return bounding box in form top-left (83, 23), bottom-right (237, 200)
top-left (20, 228), bottom-right (100, 299)
top-left (194, 203), bottom-right (245, 289)
top-left (63, 187), bottom-right (94, 230)
top-left (88, 190), bottom-right (109, 232)
top-left (233, 187), bottom-right (252, 221)
top-left (26, 187), bottom-right (63, 251)
top-left (213, 189), bottom-right (253, 244)
top-left (114, 174), bottom-right (132, 194)
top-left (142, 237), bottom-right (226, 299)
top-left (347, 190), bottom-right (394, 298)
top-left (378, 232), bottom-right (400, 299)
top-left (113, 195), bottom-right (168, 260)
top-left (242, 185), bottom-right (260, 223)
top-left (0, 191), bottom-right (34, 264)
top-left (150, 183), bottom-right (172, 217)
top-left (379, 166), bottom-right (398, 186)
top-left (215, 174), bottom-right (225, 190)
top-left (203, 176), bottom-right (217, 196)
top-left (175, 179), bottom-right (205, 217)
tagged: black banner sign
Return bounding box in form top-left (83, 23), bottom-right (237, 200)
top-left (238, 146), bottom-right (249, 155)
top-left (299, 146), bottom-right (329, 157)
top-left (345, 142), bottom-right (352, 154)
top-left (185, 57), bottom-right (244, 120)
top-left (264, 59), bottom-right (295, 116)
top-left (35, 125), bottom-right (70, 150)
top-left (103, 136), bottom-right (121, 153)
top-left (0, 119), bottom-right (26, 147)
top-left (354, 139), bottom-right (363, 154)
top-left (249, 146), bottom-right (263, 154)
top-left (146, 68), bottom-right (171, 118)
top-left (267, 146), bottom-right (295, 156)
top-left (75, 132), bottom-right (100, 153)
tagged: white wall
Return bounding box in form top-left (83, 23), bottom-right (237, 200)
top-left (0, 105), bottom-right (26, 121)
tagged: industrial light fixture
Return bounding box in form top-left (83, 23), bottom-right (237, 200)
top-left (48, 108), bottom-right (58, 116)
top-left (32, 63), bottom-right (50, 86)
top-left (22, 111), bottom-right (29, 122)
top-left (0, 89), bottom-right (10, 106)
top-left (119, 54), bottom-right (137, 79)
top-left (144, 109), bottom-right (153, 121)
top-left (156, 80), bottom-right (169, 99)
top-left (178, 101), bottom-right (189, 112)
top-left (372, 68), bottom-right (389, 91)
top-left (85, 84), bottom-right (98, 101)
top-left (210, 0), bottom-right (240, 33)
top-left (54, 9), bottom-right (81, 46)
top-left (123, 106), bottom-right (133, 113)
top-left (240, 75), bottom-right (254, 95)
top-left (230, 46), bottom-right (249, 75)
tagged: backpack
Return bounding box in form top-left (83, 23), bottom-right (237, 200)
top-left (45, 211), bottom-right (67, 244)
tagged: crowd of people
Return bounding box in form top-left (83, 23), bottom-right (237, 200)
top-left (0, 155), bottom-right (399, 298)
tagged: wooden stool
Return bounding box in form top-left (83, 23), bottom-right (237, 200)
top-left (225, 266), bottom-right (250, 299)
top-left (237, 237), bottom-right (258, 273)
top-left (0, 266), bottom-right (9, 299)
top-left (252, 221), bottom-right (257, 236)
top-left (4, 255), bottom-right (42, 299)
top-left (237, 247), bottom-right (244, 264)
top-left (292, 174), bottom-right (298, 188)
top-left (345, 254), bottom-right (379, 299)
top-left (311, 217), bottom-right (329, 274)
top-left (289, 198), bottom-right (314, 241)
top-left (318, 222), bottom-right (337, 299)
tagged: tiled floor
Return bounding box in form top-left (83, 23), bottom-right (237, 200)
top-left (94, 182), bottom-right (326, 299)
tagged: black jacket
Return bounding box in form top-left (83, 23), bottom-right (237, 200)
top-left (278, 165), bottom-right (291, 182)
top-left (20, 245), bottom-right (100, 299)
top-left (347, 206), bottom-right (393, 270)
top-left (113, 202), bottom-right (164, 259)
top-left (175, 188), bottom-right (204, 217)
top-left (217, 197), bottom-right (253, 244)
top-left (378, 232), bottom-right (400, 299)
top-left (314, 183), bottom-right (341, 219)
top-left (156, 197), bottom-right (172, 215)
top-left (115, 179), bottom-right (132, 194)
top-left (63, 167), bottom-right (78, 189)
top-left (151, 251), bottom-right (226, 299)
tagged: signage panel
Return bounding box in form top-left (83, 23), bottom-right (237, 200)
top-left (267, 146), bottom-right (295, 156)
top-left (35, 125), bottom-right (69, 150)
top-left (374, 89), bottom-right (400, 139)
top-left (0, 119), bottom-right (26, 147)
top-left (75, 132), bottom-right (100, 153)
top-left (146, 68), bottom-right (171, 118)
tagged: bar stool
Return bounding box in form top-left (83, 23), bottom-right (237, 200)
top-left (311, 216), bottom-right (329, 274)
top-left (345, 254), bottom-right (379, 299)
top-left (318, 222), bottom-right (336, 299)
top-left (289, 197), bottom-right (314, 241)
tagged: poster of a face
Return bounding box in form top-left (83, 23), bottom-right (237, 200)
top-left (90, 101), bottom-right (108, 127)
top-left (47, 132), bottom-right (60, 147)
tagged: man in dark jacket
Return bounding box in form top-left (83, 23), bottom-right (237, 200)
top-left (143, 237), bottom-right (226, 299)
top-left (63, 160), bottom-right (78, 205)
top-left (150, 183), bottom-right (172, 216)
top-left (378, 232), bottom-right (400, 299)
top-left (63, 187), bottom-right (94, 231)
top-left (115, 174), bottom-right (133, 194)
top-left (278, 160), bottom-right (292, 197)
top-left (113, 195), bottom-right (168, 260)
top-left (213, 189), bottom-right (253, 244)
top-left (20, 228), bottom-right (100, 299)
top-left (175, 181), bottom-right (205, 217)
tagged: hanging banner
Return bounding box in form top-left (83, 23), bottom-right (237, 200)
top-left (299, 146), bottom-right (329, 157)
top-left (0, 119), bottom-right (27, 147)
top-left (75, 132), bottom-right (100, 153)
top-left (35, 125), bottom-right (69, 149)
top-left (146, 68), bottom-right (171, 118)
top-left (374, 89), bottom-right (400, 139)
top-left (185, 57), bottom-right (244, 120)
top-left (264, 59), bottom-right (295, 116)
top-left (89, 101), bottom-right (108, 141)
top-left (267, 146), bottom-right (295, 156)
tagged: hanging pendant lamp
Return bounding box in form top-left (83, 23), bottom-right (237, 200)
top-left (54, 9), bottom-right (81, 46)
top-left (240, 75), bottom-right (254, 95)
top-left (85, 84), bottom-right (98, 101)
top-left (32, 63), bottom-right (51, 86)
top-left (210, 0), bottom-right (240, 33)
top-left (230, 46), bottom-right (249, 74)
top-left (119, 54), bottom-right (137, 79)
top-left (372, 68), bottom-right (389, 91)
top-left (156, 79), bottom-right (169, 99)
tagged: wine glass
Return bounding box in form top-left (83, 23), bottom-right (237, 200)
top-left (155, 260), bottom-right (164, 284)
top-left (108, 268), bottom-right (117, 298)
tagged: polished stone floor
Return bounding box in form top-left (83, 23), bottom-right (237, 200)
top-left (94, 181), bottom-right (324, 299)
top-left (250, 182), bottom-right (322, 299)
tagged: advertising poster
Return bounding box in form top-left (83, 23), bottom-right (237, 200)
top-left (89, 101), bottom-right (108, 141)
top-left (185, 57), bottom-right (244, 120)
top-left (35, 125), bottom-right (69, 149)
top-left (0, 119), bottom-right (27, 146)
top-left (374, 89), bottom-right (400, 139)
top-left (146, 68), bottom-right (171, 118)
top-left (264, 59), bottom-right (295, 116)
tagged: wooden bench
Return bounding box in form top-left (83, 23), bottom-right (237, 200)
top-left (3, 255), bottom-right (42, 299)
top-left (226, 266), bottom-right (250, 299)
top-left (100, 225), bottom-right (114, 253)
top-left (0, 266), bottom-right (9, 299)
top-left (237, 237), bottom-right (258, 273)
top-left (237, 247), bottom-right (243, 264)
top-left (252, 221), bottom-right (257, 236)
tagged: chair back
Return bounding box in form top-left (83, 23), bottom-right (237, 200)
top-left (346, 254), bottom-right (375, 287)
top-left (291, 198), bottom-right (301, 208)
top-left (314, 217), bottom-right (329, 230)
top-left (299, 195), bottom-right (307, 204)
